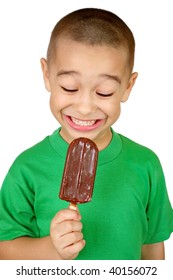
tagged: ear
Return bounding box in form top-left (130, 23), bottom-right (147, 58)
top-left (40, 58), bottom-right (51, 92)
top-left (121, 72), bottom-right (138, 103)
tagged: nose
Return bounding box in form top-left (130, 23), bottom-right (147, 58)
top-left (74, 91), bottom-right (97, 116)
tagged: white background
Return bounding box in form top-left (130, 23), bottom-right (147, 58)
top-left (0, 0), bottom-right (173, 260)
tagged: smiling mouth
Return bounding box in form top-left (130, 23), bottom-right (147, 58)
top-left (71, 117), bottom-right (96, 126)
top-left (65, 115), bottom-right (105, 131)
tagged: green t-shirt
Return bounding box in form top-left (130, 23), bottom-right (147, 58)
top-left (0, 128), bottom-right (173, 260)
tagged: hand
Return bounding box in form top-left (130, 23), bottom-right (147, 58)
top-left (50, 208), bottom-right (85, 259)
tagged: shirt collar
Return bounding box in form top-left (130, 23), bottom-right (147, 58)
top-left (49, 127), bottom-right (122, 164)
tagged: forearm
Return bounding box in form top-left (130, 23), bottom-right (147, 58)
top-left (0, 236), bottom-right (62, 260)
top-left (141, 242), bottom-right (165, 260)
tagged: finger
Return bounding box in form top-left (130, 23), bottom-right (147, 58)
top-left (56, 220), bottom-right (83, 237)
top-left (63, 240), bottom-right (86, 260)
top-left (59, 231), bottom-right (84, 250)
top-left (52, 209), bottom-right (81, 225)
top-left (61, 231), bottom-right (84, 248)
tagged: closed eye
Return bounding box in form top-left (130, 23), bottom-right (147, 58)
top-left (96, 92), bottom-right (113, 97)
top-left (61, 87), bottom-right (78, 93)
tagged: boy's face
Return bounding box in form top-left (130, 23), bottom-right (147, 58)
top-left (41, 38), bottom-right (137, 150)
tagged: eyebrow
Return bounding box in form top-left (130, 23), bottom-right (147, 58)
top-left (57, 70), bottom-right (121, 84)
top-left (57, 70), bottom-right (79, 77)
top-left (99, 74), bottom-right (121, 84)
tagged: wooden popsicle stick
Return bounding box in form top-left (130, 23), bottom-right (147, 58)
top-left (69, 203), bottom-right (77, 211)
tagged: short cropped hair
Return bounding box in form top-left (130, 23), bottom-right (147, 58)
top-left (47, 8), bottom-right (135, 72)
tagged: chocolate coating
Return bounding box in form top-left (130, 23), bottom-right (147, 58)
top-left (59, 138), bottom-right (98, 204)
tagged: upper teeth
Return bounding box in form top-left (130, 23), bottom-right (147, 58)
top-left (71, 117), bottom-right (96, 126)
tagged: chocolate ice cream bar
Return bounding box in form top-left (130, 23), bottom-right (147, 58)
top-left (59, 137), bottom-right (98, 208)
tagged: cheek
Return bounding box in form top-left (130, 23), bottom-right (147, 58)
top-left (49, 93), bottom-right (74, 121)
top-left (49, 94), bottom-right (56, 111)
top-left (49, 93), bottom-right (64, 110)
top-left (102, 99), bottom-right (121, 119)
top-left (49, 94), bottom-right (62, 117)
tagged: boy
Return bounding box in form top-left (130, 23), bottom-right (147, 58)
top-left (0, 8), bottom-right (173, 260)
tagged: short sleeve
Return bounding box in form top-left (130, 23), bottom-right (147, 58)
top-left (0, 171), bottom-right (40, 240)
top-left (144, 157), bottom-right (173, 244)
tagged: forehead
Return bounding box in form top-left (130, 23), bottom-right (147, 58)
top-left (50, 38), bottom-right (129, 75)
